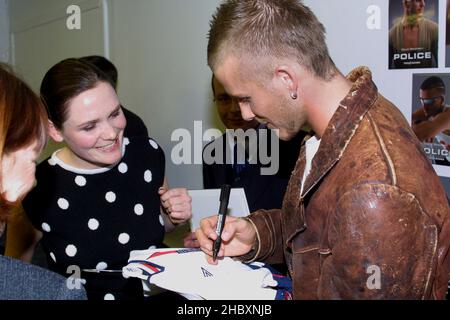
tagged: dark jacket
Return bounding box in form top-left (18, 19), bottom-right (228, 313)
top-left (203, 127), bottom-right (304, 211)
top-left (0, 255), bottom-right (87, 300)
top-left (122, 106), bottom-right (148, 138)
top-left (242, 67), bottom-right (450, 299)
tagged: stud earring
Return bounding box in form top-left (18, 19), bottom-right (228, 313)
top-left (290, 92), bottom-right (298, 100)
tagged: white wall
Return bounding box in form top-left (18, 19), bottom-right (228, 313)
top-left (0, 0), bottom-right (9, 63)
top-left (9, 0), bottom-right (222, 190)
top-left (109, 0), bottom-right (223, 189)
top-left (8, 0), bottom-right (450, 192)
top-left (9, 0), bottom-right (105, 89)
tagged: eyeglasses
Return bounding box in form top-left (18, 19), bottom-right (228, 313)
top-left (420, 96), bottom-right (444, 105)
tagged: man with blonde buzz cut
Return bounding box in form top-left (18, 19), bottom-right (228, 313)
top-left (196, 0), bottom-right (450, 299)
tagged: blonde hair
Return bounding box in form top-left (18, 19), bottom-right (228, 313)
top-left (208, 0), bottom-right (336, 80)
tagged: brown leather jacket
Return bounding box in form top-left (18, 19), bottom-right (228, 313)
top-left (242, 67), bottom-right (450, 299)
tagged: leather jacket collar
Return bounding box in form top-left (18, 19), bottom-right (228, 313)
top-left (301, 67), bottom-right (379, 199)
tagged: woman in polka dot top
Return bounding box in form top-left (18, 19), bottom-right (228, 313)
top-left (7, 58), bottom-right (192, 300)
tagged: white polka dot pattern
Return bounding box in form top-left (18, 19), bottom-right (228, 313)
top-left (144, 170), bottom-right (152, 183)
top-left (118, 233), bottom-right (130, 244)
top-left (75, 176), bottom-right (87, 187)
top-left (57, 198), bottom-right (69, 210)
top-left (149, 139), bottom-right (158, 149)
top-left (104, 293), bottom-right (115, 300)
top-left (65, 245), bottom-right (77, 257)
top-left (118, 163), bottom-right (128, 174)
top-left (105, 191), bottom-right (116, 203)
top-left (88, 218), bottom-right (99, 230)
top-left (42, 222), bottom-right (51, 232)
top-left (33, 137), bottom-right (167, 299)
top-left (96, 262), bottom-right (108, 270)
top-left (134, 204), bottom-right (144, 216)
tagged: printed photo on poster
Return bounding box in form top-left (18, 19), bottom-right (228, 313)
top-left (389, 0), bottom-right (438, 69)
top-left (412, 74), bottom-right (450, 167)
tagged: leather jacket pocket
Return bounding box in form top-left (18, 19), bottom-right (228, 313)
top-left (290, 230), bottom-right (321, 299)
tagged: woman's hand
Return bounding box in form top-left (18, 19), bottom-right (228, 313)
top-left (159, 187), bottom-right (192, 225)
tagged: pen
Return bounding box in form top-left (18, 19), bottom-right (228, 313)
top-left (82, 268), bottom-right (123, 273)
top-left (212, 184), bottom-right (231, 262)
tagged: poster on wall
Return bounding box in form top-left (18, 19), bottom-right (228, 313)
top-left (446, 0), bottom-right (450, 67)
top-left (411, 73), bottom-right (450, 171)
top-left (389, 0), bottom-right (439, 69)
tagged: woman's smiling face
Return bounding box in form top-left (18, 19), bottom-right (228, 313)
top-left (58, 81), bottom-right (127, 169)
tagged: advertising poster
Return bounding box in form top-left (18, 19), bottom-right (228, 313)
top-left (389, 0), bottom-right (439, 69)
top-left (446, 0), bottom-right (450, 67)
top-left (412, 73), bottom-right (450, 168)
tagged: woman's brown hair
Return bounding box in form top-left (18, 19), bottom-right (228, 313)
top-left (40, 58), bottom-right (114, 129)
top-left (0, 63), bottom-right (48, 217)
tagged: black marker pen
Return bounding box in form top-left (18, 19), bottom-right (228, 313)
top-left (212, 184), bottom-right (231, 261)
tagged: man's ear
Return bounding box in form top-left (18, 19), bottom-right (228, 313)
top-left (274, 65), bottom-right (298, 95)
top-left (48, 120), bottom-right (64, 143)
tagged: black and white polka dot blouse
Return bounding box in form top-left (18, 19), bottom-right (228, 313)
top-left (23, 137), bottom-right (166, 300)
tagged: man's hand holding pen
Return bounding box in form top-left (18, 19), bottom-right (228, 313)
top-left (196, 215), bottom-right (257, 264)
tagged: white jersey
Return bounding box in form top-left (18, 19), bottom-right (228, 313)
top-left (123, 248), bottom-right (292, 300)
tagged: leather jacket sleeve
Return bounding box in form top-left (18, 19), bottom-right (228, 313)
top-left (318, 183), bottom-right (439, 299)
top-left (237, 209), bottom-right (285, 265)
